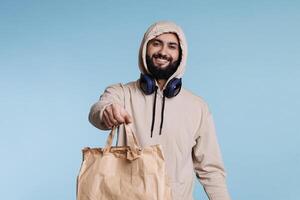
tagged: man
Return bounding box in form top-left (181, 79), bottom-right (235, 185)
top-left (89, 21), bottom-right (231, 200)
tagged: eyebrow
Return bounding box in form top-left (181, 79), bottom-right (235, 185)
top-left (152, 38), bottom-right (179, 46)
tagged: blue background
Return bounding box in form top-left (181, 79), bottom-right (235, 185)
top-left (1, 0), bottom-right (299, 199)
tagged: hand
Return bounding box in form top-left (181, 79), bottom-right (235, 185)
top-left (102, 103), bottom-right (133, 129)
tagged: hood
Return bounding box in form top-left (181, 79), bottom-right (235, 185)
top-left (138, 21), bottom-right (188, 88)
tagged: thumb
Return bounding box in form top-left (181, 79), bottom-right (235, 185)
top-left (124, 112), bottom-right (133, 124)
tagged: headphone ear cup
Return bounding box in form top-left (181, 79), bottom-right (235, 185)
top-left (164, 78), bottom-right (182, 98)
top-left (139, 74), bottom-right (156, 95)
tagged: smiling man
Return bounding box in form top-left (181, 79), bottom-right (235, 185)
top-left (89, 21), bottom-right (231, 200)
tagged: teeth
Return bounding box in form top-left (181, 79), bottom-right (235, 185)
top-left (156, 58), bottom-right (168, 62)
top-left (153, 57), bottom-right (169, 65)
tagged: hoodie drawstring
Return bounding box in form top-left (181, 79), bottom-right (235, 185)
top-left (159, 95), bottom-right (166, 135)
top-left (150, 87), bottom-right (158, 138)
top-left (150, 87), bottom-right (166, 137)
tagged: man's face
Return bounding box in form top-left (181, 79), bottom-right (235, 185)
top-left (146, 33), bottom-right (181, 79)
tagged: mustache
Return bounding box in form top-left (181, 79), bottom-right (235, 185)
top-left (153, 53), bottom-right (172, 62)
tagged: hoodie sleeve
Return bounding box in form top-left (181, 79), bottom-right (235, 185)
top-left (192, 103), bottom-right (231, 200)
top-left (88, 83), bottom-right (125, 130)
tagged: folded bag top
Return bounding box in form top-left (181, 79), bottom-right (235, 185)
top-left (103, 124), bottom-right (141, 161)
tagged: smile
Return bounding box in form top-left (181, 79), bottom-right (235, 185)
top-left (154, 57), bottom-right (169, 65)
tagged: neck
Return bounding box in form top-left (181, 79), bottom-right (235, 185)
top-left (156, 79), bottom-right (167, 91)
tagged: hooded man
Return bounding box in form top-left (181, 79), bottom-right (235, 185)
top-left (89, 21), bottom-right (231, 200)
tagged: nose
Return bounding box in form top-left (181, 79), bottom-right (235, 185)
top-left (158, 44), bottom-right (168, 56)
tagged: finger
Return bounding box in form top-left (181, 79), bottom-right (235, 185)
top-left (124, 114), bottom-right (133, 124)
top-left (105, 105), bottom-right (119, 125)
top-left (121, 109), bottom-right (133, 124)
top-left (111, 104), bottom-right (125, 124)
top-left (103, 110), bottom-right (114, 128)
top-left (103, 111), bottom-right (113, 128)
top-left (103, 119), bottom-right (111, 129)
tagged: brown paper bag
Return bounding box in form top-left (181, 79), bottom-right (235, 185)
top-left (76, 124), bottom-right (172, 200)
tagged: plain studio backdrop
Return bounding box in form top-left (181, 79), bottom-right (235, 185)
top-left (0, 0), bottom-right (299, 199)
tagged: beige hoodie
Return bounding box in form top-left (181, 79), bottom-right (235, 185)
top-left (89, 21), bottom-right (231, 200)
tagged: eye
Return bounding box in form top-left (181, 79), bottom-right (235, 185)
top-left (169, 45), bottom-right (178, 50)
top-left (152, 41), bottom-right (160, 46)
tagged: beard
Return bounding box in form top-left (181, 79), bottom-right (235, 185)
top-left (146, 54), bottom-right (181, 80)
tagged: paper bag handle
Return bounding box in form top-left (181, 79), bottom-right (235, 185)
top-left (105, 123), bottom-right (140, 150)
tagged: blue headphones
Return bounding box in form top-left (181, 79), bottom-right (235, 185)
top-left (139, 73), bottom-right (182, 98)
